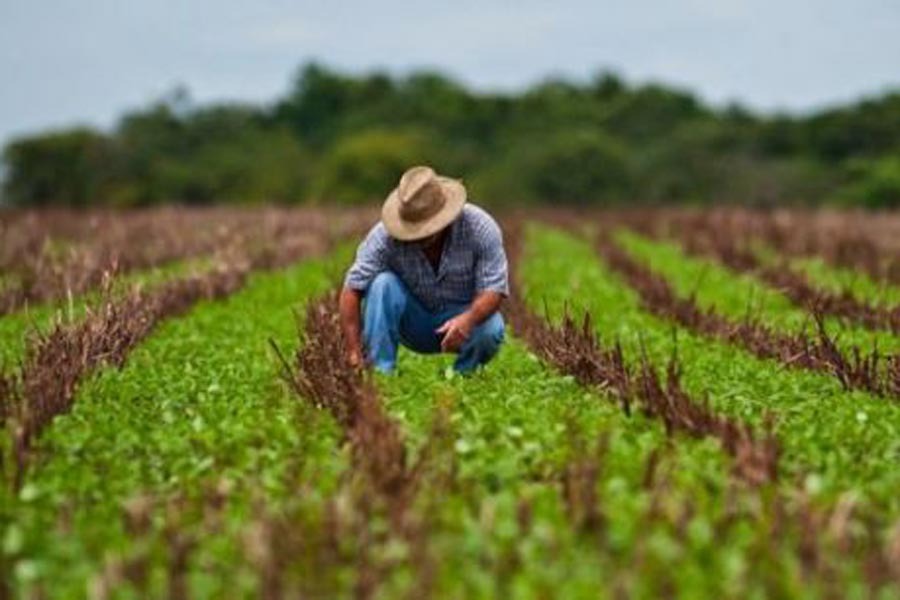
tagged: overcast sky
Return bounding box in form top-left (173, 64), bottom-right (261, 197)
top-left (2, 0), bottom-right (899, 146)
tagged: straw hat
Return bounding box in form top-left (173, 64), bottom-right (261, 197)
top-left (381, 166), bottom-right (467, 241)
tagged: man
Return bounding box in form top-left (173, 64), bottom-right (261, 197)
top-left (339, 165), bottom-right (508, 374)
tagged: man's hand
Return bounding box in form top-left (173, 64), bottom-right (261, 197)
top-left (436, 312), bottom-right (475, 353)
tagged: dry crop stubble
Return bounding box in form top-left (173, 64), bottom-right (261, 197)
top-left (504, 222), bottom-right (780, 486)
top-left (1, 266), bottom-right (247, 488)
top-left (0, 206), bottom-right (372, 315)
top-left (593, 231), bottom-right (900, 400)
top-left (1, 211), bottom-right (354, 489)
top-left (273, 291), bottom-right (462, 599)
top-left (658, 212), bottom-right (900, 335)
top-left (608, 208), bottom-right (900, 286)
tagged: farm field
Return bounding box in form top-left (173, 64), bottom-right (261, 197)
top-left (1, 206), bottom-right (899, 598)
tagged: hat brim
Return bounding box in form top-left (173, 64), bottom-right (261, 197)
top-left (381, 177), bottom-right (467, 241)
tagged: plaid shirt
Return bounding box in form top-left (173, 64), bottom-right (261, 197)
top-left (344, 204), bottom-right (509, 312)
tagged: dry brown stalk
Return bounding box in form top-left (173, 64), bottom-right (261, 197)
top-left (503, 221), bottom-right (780, 486)
top-left (595, 232), bottom-right (900, 400)
top-left (0, 206), bottom-right (372, 315)
top-left (272, 291), bottom-right (462, 597)
top-left (283, 292), bottom-right (424, 524)
top-left (0, 210), bottom-right (358, 488)
top-left (613, 207), bottom-right (900, 286)
top-left (664, 213), bottom-right (900, 335)
top-left (2, 266), bottom-right (246, 488)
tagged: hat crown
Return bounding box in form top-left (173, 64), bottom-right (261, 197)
top-left (397, 166), bottom-right (446, 224)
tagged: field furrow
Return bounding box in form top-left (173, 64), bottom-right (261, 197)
top-left (633, 208), bottom-right (900, 287)
top-left (2, 265), bottom-right (250, 491)
top-left (272, 292), bottom-right (455, 598)
top-left (1, 219), bottom-right (349, 487)
top-left (504, 222), bottom-right (778, 485)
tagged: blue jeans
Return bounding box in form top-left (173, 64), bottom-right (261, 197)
top-left (362, 272), bottom-right (505, 374)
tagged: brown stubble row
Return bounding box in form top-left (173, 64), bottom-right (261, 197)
top-left (279, 293), bottom-right (421, 522)
top-left (0, 206), bottom-right (375, 315)
top-left (505, 220), bottom-right (900, 594)
top-left (269, 291), bottom-right (458, 600)
top-left (614, 207), bottom-right (900, 286)
top-left (502, 222), bottom-right (779, 486)
top-left (643, 210), bottom-right (900, 335)
top-left (592, 231), bottom-right (900, 400)
top-left (0, 218), bottom-right (346, 491)
top-left (1, 268), bottom-right (245, 490)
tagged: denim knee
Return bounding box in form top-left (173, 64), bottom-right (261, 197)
top-left (367, 271), bottom-right (403, 298)
top-left (472, 313), bottom-right (505, 351)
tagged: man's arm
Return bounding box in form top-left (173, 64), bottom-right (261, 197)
top-left (340, 223), bottom-right (390, 366)
top-left (339, 287), bottom-right (365, 367)
top-left (436, 290), bottom-right (504, 352)
top-left (468, 290), bottom-right (504, 324)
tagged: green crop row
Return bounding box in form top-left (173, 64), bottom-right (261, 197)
top-left (615, 230), bottom-right (900, 354)
top-left (5, 248), bottom-right (351, 597)
top-left (788, 255), bottom-right (900, 308)
top-left (371, 346), bottom-right (759, 598)
top-left (522, 225), bottom-right (900, 514)
top-left (0, 257), bottom-right (213, 367)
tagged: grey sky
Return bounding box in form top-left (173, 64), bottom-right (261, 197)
top-left (2, 0), bottom-right (899, 147)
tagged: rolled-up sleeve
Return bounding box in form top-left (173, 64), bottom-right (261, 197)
top-left (474, 218), bottom-right (509, 296)
top-left (344, 224), bottom-right (390, 292)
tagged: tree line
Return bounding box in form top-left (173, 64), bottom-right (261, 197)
top-left (3, 63), bottom-right (899, 208)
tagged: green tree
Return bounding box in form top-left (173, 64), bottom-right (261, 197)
top-left (528, 130), bottom-right (631, 203)
top-left (473, 130), bottom-right (631, 205)
top-left (311, 129), bottom-right (432, 204)
top-left (835, 157), bottom-right (900, 208)
top-left (2, 129), bottom-right (113, 206)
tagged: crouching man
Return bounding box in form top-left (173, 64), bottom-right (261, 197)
top-left (339, 165), bottom-right (508, 374)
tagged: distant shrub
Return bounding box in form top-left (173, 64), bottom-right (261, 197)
top-left (2, 129), bottom-right (113, 206)
top-left (475, 130), bottom-right (631, 205)
top-left (835, 157), bottom-right (900, 209)
top-left (311, 129), bottom-right (433, 204)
